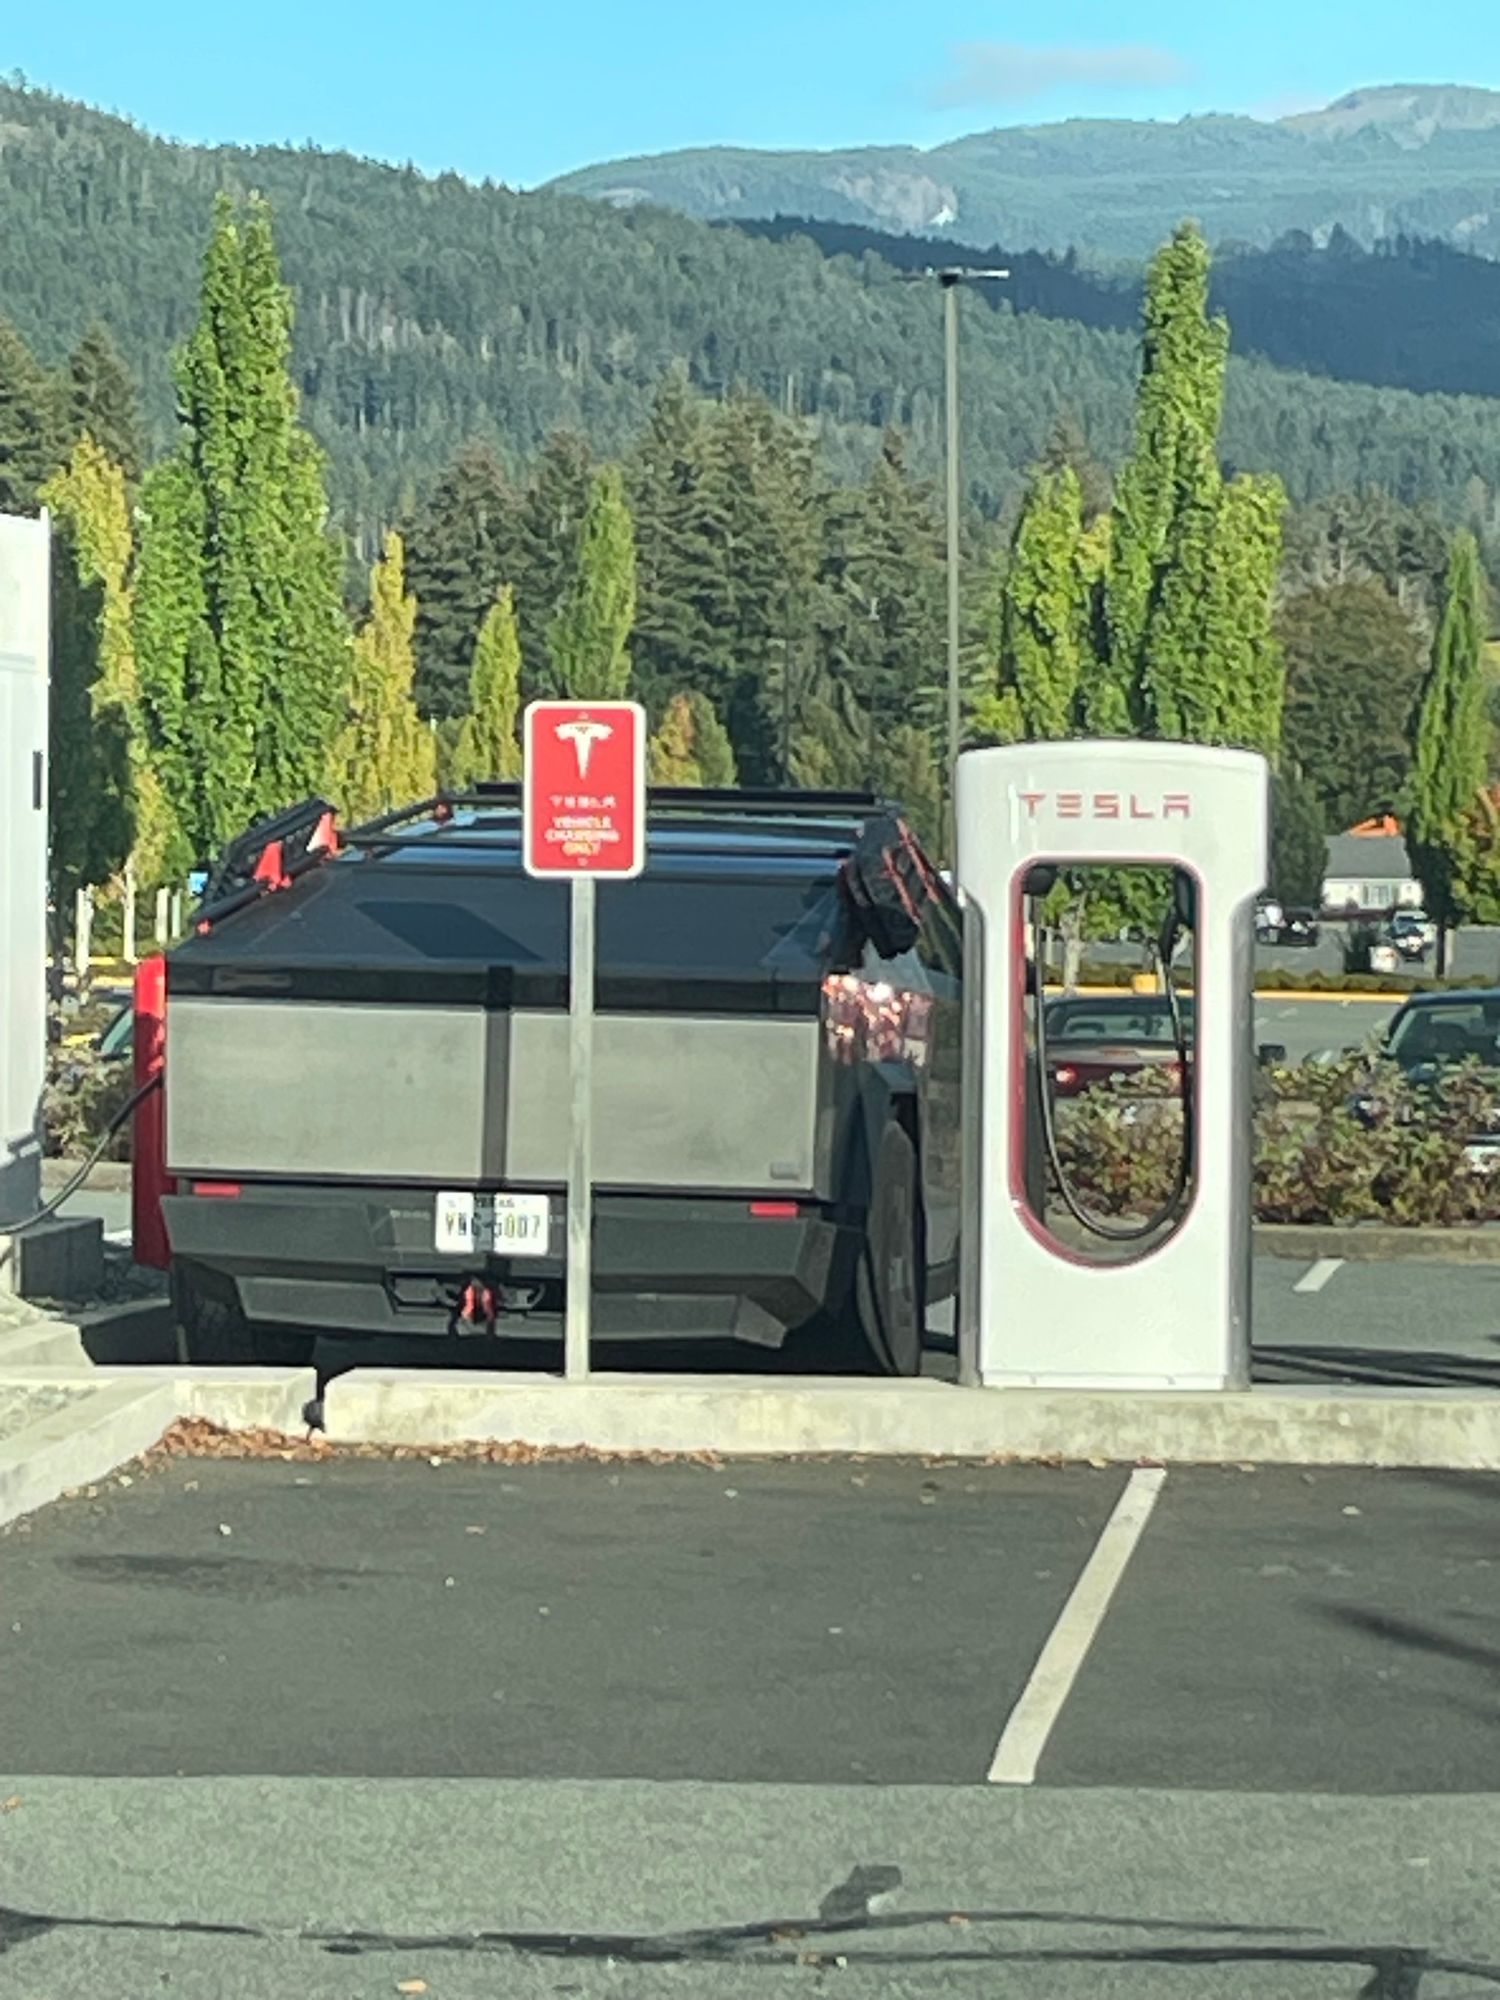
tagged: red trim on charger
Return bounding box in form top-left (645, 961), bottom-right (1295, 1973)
top-left (749, 1200), bottom-right (800, 1218)
top-left (191, 1181), bottom-right (242, 1198)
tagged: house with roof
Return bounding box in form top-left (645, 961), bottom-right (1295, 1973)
top-left (1320, 816), bottom-right (1425, 916)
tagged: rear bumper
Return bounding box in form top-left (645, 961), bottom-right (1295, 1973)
top-left (160, 1183), bottom-right (855, 1347)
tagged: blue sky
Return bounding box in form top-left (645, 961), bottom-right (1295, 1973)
top-left (8, 0), bottom-right (1499, 185)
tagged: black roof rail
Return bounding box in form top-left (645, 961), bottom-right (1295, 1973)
top-left (645, 787), bottom-right (885, 816)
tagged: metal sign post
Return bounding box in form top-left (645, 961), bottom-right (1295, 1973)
top-left (522, 700), bottom-right (647, 1383)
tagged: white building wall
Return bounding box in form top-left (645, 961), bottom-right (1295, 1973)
top-left (0, 512), bottom-right (50, 1222)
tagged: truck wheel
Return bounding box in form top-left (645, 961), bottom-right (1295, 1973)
top-left (833, 1121), bottom-right (925, 1376)
top-left (171, 1261), bottom-right (315, 1369)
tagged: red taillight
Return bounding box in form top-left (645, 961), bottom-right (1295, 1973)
top-left (1054, 1064), bottom-right (1078, 1089)
top-left (192, 1181), bottom-right (242, 1198)
top-left (749, 1201), bottom-right (799, 1219)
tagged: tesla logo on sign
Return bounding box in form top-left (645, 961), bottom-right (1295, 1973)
top-left (523, 700), bottom-right (646, 878)
top-left (1017, 789), bottom-right (1192, 821)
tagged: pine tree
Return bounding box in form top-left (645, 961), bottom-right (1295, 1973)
top-left (334, 530), bottom-right (435, 821)
top-left (451, 585), bottom-right (524, 786)
top-left (65, 325), bottom-right (145, 484)
top-left (133, 194), bottom-right (350, 858)
top-left (548, 463), bottom-right (637, 699)
top-left (628, 373), bottom-right (719, 716)
top-left (0, 315), bottom-right (61, 514)
top-left (511, 430), bottom-right (593, 697)
top-left (1406, 531), bottom-right (1489, 952)
top-left (404, 441), bottom-right (517, 720)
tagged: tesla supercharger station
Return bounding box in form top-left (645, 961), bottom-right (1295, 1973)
top-left (0, 510), bottom-right (50, 1230)
top-left (955, 739), bottom-right (1269, 1391)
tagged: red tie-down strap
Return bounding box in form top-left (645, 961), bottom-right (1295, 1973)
top-left (131, 954), bottom-right (175, 1270)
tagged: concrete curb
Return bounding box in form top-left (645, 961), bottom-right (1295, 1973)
top-left (0, 1364), bottom-right (314, 1431)
top-left (1255, 1224), bottom-right (1500, 1262)
top-left (0, 1380), bottom-right (180, 1530)
top-left (320, 1368), bottom-right (1500, 1470)
top-left (41, 1160), bottom-right (132, 1193)
top-left (0, 1349), bottom-right (315, 1529)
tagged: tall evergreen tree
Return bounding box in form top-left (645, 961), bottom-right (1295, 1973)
top-left (404, 441), bottom-right (516, 720)
top-left (65, 325), bottom-right (145, 484)
top-left (980, 462), bottom-right (1091, 742)
top-left (511, 429), bottom-right (593, 697)
top-left (647, 689), bottom-right (739, 788)
top-left (1278, 578), bottom-right (1426, 830)
top-left (334, 530), bottom-right (434, 821)
top-left (810, 428), bottom-right (945, 785)
top-left (41, 440), bottom-right (151, 899)
top-left (132, 194), bottom-right (350, 858)
top-left (628, 373), bottom-right (719, 716)
top-left (451, 585), bottom-right (524, 786)
top-left (1269, 769), bottom-right (1328, 909)
top-left (0, 316), bottom-right (61, 514)
top-left (1406, 531), bottom-right (1489, 954)
top-left (648, 694), bottom-right (702, 785)
top-left (1104, 224), bottom-right (1229, 732)
top-left (548, 463), bottom-right (637, 700)
top-left (684, 689), bottom-right (737, 787)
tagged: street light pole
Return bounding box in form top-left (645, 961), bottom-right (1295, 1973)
top-left (942, 273), bottom-right (963, 847)
top-left (904, 264), bottom-right (1008, 857)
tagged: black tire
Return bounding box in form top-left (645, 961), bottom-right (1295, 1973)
top-left (829, 1121), bottom-right (925, 1376)
top-left (171, 1261), bottom-right (315, 1369)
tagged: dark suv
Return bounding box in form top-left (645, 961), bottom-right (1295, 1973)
top-left (154, 788), bottom-right (962, 1374)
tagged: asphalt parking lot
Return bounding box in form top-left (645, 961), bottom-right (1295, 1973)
top-left (8, 1456), bottom-right (1500, 2000)
top-left (9, 1453), bottom-right (1500, 1994)
top-left (6, 1452), bottom-right (1500, 1797)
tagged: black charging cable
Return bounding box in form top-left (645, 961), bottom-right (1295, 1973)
top-left (1030, 895), bottom-right (1194, 1245)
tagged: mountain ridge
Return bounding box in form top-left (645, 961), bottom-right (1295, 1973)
top-left (548, 85), bottom-right (1500, 258)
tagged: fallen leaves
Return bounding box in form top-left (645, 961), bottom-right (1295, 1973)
top-left (147, 1418), bottom-right (720, 1467)
top-left (0, 1795), bottom-right (20, 1813)
top-left (395, 1981), bottom-right (428, 1995)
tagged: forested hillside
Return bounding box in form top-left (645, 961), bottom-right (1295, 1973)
top-left (7, 80), bottom-right (1500, 550)
top-left (733, 217), bottom-right (1500, 405)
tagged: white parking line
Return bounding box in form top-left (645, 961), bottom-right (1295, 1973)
top-left (1293, 1258), bottom-right (1344, 1295)
top-left (987, 1465), bottom-right (1166, 1786)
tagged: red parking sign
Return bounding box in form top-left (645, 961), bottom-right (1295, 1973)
top-left (522, 700), bottom-right (647, 879)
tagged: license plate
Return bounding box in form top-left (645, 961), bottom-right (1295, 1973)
top-left (434, 1192), bottom-right (551, 1256)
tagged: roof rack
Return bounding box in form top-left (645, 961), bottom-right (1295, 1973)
top-left (464, 781), bottom-right (886, 818)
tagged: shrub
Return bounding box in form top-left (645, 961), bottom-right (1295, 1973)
top-left (42, 1043), bottom-right (134, 1161)
top-left (1048, 1057), bottom-right (1500, 1228)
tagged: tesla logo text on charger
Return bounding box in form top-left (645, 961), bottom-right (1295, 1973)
top-left (1018, 790), bottom-right (1192, 821)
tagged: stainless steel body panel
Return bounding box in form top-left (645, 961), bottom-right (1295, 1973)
top-left (166, 998), bottom-right (506, 1182)
top-left (505, 1011), bottom-right (823, 1193)
top-left (167, 996), bottom-right (824, 1196)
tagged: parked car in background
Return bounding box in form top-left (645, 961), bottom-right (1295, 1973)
top-left (1383, 909), bottom-right (1434, 963)
top-left (1279, 908), bottom-right (1321, 947)
top-left (1255, 899), bottom-right (1319, 947)
top-left (1351, 989), bottom-right (1500, 1163)
top-left (1040, 994), bottom-right (1194, 1099)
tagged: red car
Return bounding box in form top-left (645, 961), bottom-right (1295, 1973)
top-left (1041, 994), bottom-right (1194, 1099)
